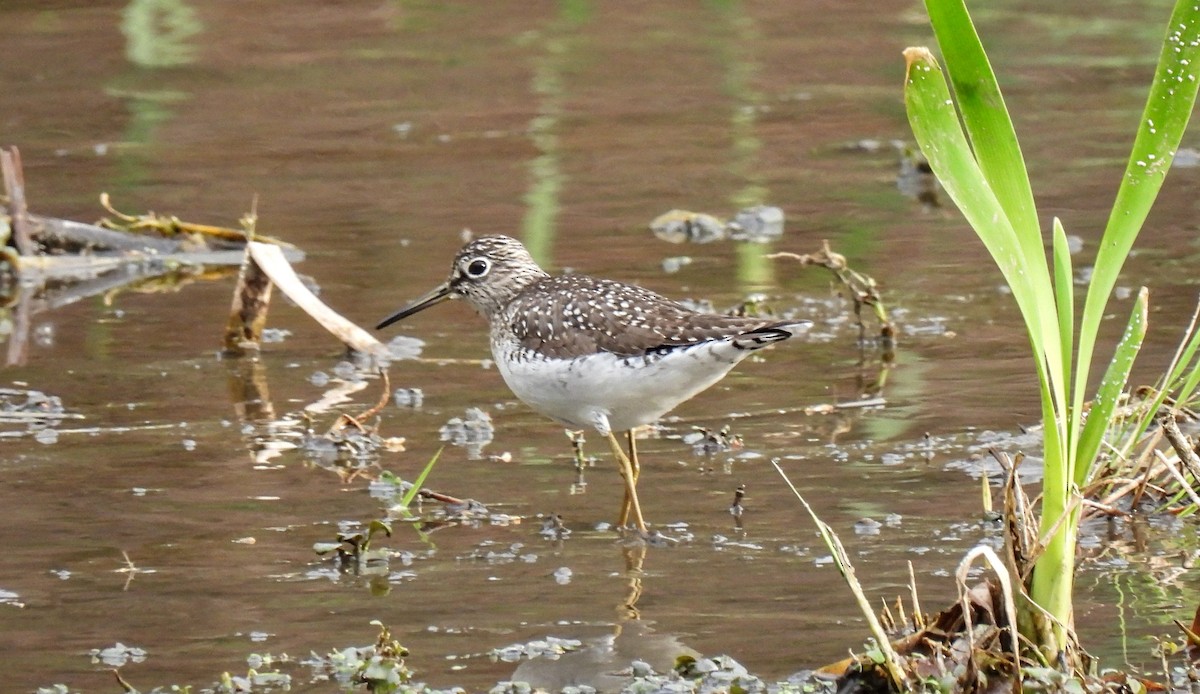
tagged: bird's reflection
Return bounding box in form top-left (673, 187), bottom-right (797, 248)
top-left (510, 543), bottom-right (699, 692)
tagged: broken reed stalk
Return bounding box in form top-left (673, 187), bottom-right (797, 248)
top-left (222, 199), bottom-right (389, 358)
top-left (0, 146), bottom-right (33, 256)
top-left (907, 561), bottom-right (925, 630)
top-left (955, 545), bottom-right (1022, 685)
top-left (1159, 410), bottom-right (1200, 481)
top-left (1154, 450), bottom-right (1200, 507)
top-left (246, 242), bottom-right (389, 358)
top-left (223, 213), bottom-right (273, 356)
top-left (771, 459), bottom-right (909, 688)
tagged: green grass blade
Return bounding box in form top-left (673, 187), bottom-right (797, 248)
top-left (924, 0), bottom-right (1038, 241)
top-left (400, 447), bottom-right (444, 509)
top-left (1074, 0), bottom-right (1200, 434)
top-left (1074, 288), bottom-right (1148, 486)
top-left (1158, 304), bottom-right (1200, 402)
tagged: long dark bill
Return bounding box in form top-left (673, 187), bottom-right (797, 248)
top-left (375, 282), bottom-right (453, 329)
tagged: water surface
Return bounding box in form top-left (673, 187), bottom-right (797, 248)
top-left (1, 1), bottom-right (1198, 691)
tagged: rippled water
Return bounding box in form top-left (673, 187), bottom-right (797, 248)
top-left (2, 1), bottom-right (1198, 691)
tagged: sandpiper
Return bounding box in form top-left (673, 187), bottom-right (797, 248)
top-left (376, 235), bottom-right (810, 533)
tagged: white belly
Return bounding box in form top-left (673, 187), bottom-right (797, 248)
top-left (492, 336), bottom-right (745, 434)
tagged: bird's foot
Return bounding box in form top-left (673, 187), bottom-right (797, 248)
top-left (614, 524), bottom-right (678, 546)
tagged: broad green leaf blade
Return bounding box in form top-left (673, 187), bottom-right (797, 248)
top-left (904, 47), bottom-right (1063, 411)
top-left (367, 519), bottom-right (393, 545)
top-left (903, 49), bottom-right (1031, 315)
top-left (1074, 288), bottom-right (1148, 486)
top-left (924, 0), bottom-right (1039, 241)
top-left (924, 0), bottom-right (1067, 420)
top-left (1075, 0), bottom-right (1200, 426)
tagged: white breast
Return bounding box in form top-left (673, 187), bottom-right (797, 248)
top-left (491, 334), bottom-right (751, 435)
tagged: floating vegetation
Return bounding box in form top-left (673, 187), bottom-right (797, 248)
top-left (313, 519), bottom-right (394, 574)
top-left (489, 636), bottom-right (584, 663)
top-left (649, 209), bottom-right (726, 244)
top-left (305, 621), bottom-right (413, 693)
top-left (894, 142), bottom-right (940, 209)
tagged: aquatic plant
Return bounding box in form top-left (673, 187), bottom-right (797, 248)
top-left (904, 0), bottom-right (1200, 664)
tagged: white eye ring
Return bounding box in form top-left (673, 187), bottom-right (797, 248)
top-left (465, 257), bottom-right (491, 278)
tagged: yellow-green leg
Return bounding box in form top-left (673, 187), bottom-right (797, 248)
top-left (606, 431), bottom-right (646, 533)
top-left (618, 431), bottom-right (642, 527)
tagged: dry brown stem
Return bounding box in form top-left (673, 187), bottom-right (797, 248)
top-left (769, 240), bottom-right (894, 342)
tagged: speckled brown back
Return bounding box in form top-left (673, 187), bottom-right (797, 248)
top-left (504, 274), bottom-right (792, 359)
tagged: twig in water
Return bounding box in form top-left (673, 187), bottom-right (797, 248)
top-left (1154, 450), bottom-right (1200, 508)
top-left (1159, 410), bottom-right (1200, 481)
top-left (768, 241), bottom-right (894, 344)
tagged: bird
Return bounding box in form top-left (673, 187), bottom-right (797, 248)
top-left (376, 235), bottom-right (810, 534)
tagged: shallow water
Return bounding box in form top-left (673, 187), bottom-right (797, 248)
top-left (2, 1), bottom-right (1199, 691)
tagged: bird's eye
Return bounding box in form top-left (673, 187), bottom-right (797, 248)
top-left (466, 258), bottom-right (490, 278)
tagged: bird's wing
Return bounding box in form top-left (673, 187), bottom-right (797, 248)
top-left (507, 275), bottom-right (784, 359)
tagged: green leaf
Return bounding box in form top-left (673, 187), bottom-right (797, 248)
top-left (399, 447), bottom-right (443, 509)
top-left (1074, 0), bottom-right (1200, 435)
top-left (366, 519), bottom-right (393, 546)
top-left (1074, 288), bottom-right (1148, 486)
top-left (924, 0), bottom-right (1038, 240)
top-left (1051, 218), bottom-right (1075, 407)
top-left (903, 46), bottom-right (1064, 418)
top-left (902, 49), bottom-right (1023, 299)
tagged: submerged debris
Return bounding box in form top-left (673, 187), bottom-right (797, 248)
top-left (650, 205), bottom-right (786, 245)
top-left (392, 387), bottom-right (425, 408)
top-left (726, 205), bottom-right (785, 242)
top-left (894, 142), bottom-right (940, 209)
top-left (650, 209), bottom-right (726, 244)
top-left (439, 407), bottom-right (495, 459)
top-left (683, 424), bottom-right (744, 455)
top-left (539, 513), bottom-right (570, 539)
top-left (661, 255), bottom-right (693, 273)
top-left (0, 387), bottom-right (76, 427)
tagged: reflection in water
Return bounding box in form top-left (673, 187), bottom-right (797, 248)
top-left (708, 0), bottom-right (775, 289)
top-left (121, 0), bottom-right (203, 68)
top-left (521, 2), bottom-right (592, 267)
top-left (114, 0), bottom-right (202, 185)
top-left (510, 543), bottom-right (701, 692)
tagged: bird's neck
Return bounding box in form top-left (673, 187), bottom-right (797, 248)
top-left (472, 267), bottom-right (550, 319)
